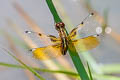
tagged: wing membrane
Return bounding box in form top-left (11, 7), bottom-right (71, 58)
top-left (31, 44), bottom-right (62, 60)
top-left (72, 35), bottom-right (99, 52)
top-left (25, 31), bottom-right (61, 44)
top-left (68, 24), bottom-right (83, 40)
top-left (48, 35), bottom-right (61, 43)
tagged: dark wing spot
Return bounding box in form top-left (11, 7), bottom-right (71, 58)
top-left (38, 33), bottom-right (42, 36)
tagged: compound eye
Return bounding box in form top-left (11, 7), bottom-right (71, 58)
top-left (55, 23), bottom-right (60, 28)
top-left (59, 22), bottom-right (65, 27)
top-left (55, 23), bottom-right (60, 30)
top-left (55, 22), bottom-right (65, 30)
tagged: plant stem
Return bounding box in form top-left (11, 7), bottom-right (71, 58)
top-left (45, 0), bottom-right (89, 80)
top-left (1, 62), bottom-right (120, 80)
top-left (46, 0), bottom-right (62, 23)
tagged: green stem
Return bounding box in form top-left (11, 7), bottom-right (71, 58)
top-left (46, 0), bottom-right (62, 23)
top-left (0, 62), bottom-right (78, 76)
top-left (87, 62), bottom-right (93, 80)
top-left (45, 0), bottom-right (89, 80)
top-left (1, 62), bottom-right (120, 80)
top-left (3, 49), bottom-right (45, 80)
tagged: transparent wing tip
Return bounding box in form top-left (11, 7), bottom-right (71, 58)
top-left (89, 12), bottom-right (94, 17)
top-left (25, 31), bottom-right (42, 36)
top-left (25, 31), bottom-right (32, 34)
top-left (80, 12), bottom-right (94, 24)
top-left (91, 12), bottom-right (94, 16)
top-left (93, 34), bottom-right (100, 37)
top-left (29, 48), bottom-right (36, 52)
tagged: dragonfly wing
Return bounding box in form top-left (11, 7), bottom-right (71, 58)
top-left (72, 35), bottom-right (99, 52)
top-left (68, 13), bottom-right (101, 40)
top-left (68, 24), bottom-right (83, 40)
top-left (48, 35), bottom-right (61, 43)
top-left (31, 44), bottom-right (62, 60)
top-left (25, 31), bottom-right (60, 43)
top-left (68, 27), bottom-right (77, 39)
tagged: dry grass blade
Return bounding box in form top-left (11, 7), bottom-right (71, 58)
top-left (24, 70), bottom-right (36, 80)
top-left (13, 2), bottom-right (50, 45)
top-left (110, 31), bottom-right (120, 43)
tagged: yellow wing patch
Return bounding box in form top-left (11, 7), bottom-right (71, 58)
top-left (31, 36), bottom-right (99, 60)
top-left (68, 23), bottom-right (83, 40)
top-left (72, 36), bottom-right (99, 52)
top-left (32, 45), bottom-right (62, 60)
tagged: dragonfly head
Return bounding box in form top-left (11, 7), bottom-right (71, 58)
top-left (55, 22), bottom-right (65, 30)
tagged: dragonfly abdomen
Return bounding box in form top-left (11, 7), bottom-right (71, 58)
top-left (55, 22), bottom-right (68, 55)
top-left (61, 37), bottom-right (68, 55)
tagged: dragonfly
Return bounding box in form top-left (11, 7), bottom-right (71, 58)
top-left (25, 13), bottom-right (100, 60)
